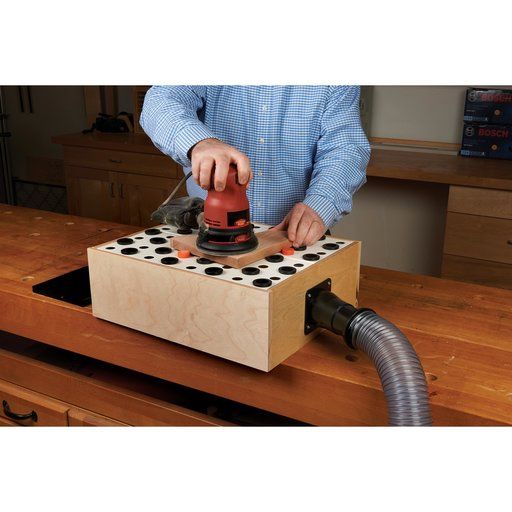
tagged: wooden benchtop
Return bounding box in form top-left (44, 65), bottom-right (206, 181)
top-left (1, 204), bottom-right (512, 425)
top-left (53, 132), bottom-right (512, 191)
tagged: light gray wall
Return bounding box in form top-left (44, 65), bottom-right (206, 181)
top-left (370, 86), bottom-right (468, 143)
top-left (331, 85), bottom-right (470, 276)
top-left (332, 178), bottom-right (448, 275)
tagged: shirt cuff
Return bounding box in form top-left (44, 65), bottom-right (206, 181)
top-left (303, 194), bottom-right (342, 228)
top-left (173, 122), bottom-right (217, 167)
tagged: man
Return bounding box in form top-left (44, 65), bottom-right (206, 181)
top-left (140, 86), bottom-right (370, 248)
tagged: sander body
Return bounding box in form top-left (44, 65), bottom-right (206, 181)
top-left (196, 165), bottom-right (258, 255)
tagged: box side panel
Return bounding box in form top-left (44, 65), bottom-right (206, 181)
top-left (268, 242), bottom-right (361, 369)
top-left (87, 248), bottom-right (270, 371)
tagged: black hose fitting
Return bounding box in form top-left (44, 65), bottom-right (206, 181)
top-left (308, 289), bottom-right (373, 348)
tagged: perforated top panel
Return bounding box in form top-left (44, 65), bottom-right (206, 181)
top-left (93, 224), bottom-right (355, 291)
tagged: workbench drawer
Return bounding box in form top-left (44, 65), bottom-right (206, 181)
top-left (444, 212), bottom-right (512, 265)
top-left (68, 408), bottom-right (128, 426)
top-left (63, 146), bottom-right (179, 178)
top-left (0, 416), bottom-right (18, 426)
top-left (448, 186), bottom-right (512, 219)
top-left (0, 380), bottom-right (69, 426)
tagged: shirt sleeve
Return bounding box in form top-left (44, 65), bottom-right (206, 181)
top-left (303, 86), bottom-right (371, 228)
top-left (139, 86), bottom-right (217, 167)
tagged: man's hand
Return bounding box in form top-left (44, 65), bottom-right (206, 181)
top-left (190, 138), bottom-right (252, 191)
top-left (272, 203), bottom-right (327, 248)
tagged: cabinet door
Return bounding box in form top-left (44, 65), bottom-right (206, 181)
top-left (65, 165), bottom-right (122, 222)
top-left (117, 173), bottom-right (187, 226)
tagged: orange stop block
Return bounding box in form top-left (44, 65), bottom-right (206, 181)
top-left (281, 247), bottom-right (294, 256)
top-left (178, 249), bottom-right (191, 258)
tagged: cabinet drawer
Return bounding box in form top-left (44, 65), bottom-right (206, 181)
top-left (448, 186), bottom-right (512, 219)
top-left (0, 416), bottom-right (18, 427)
top-left (68, 408), bottom-right (128, 426)
top-left (63, 146), bottom-right (180, 178)
top-left (0, 380), bottom-right (69, 426)
top-left (0, 348), bottom-right (233, 427)
top-left (444, 212), bottom-right (512, 265)
top-left (442, 254), bottom-right (512, 290)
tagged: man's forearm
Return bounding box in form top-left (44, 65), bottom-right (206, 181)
top-left (304, 86), bottom-right (371, 228)
top-left (304, 147), bottom-right (369, 228)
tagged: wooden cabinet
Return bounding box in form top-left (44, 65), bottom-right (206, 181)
top-left (442, 185), bottom-right (512, 289)
top-left (65, 166), bottom-right (122, 222)
top-left (57, 134), bottom-right (186, 225)
top-left (118, 173), bottom-right (180, 226)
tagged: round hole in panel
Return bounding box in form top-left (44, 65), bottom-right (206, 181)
top-left (242, 267), bottom-right (260, 275)
top-left (117, 237), bottom-right (134, 245)
top-left (121, 248), bottom-right (138, 255)
top-left (155, 247), bottom-right (173, 254)
top-left (253, 278), bottom-right (272, 288)
top-left (161, 257), bottom-right (179, 265)
top-left (205, 267), bottom-right (223, 276)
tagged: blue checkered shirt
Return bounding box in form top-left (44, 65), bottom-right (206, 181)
top-left (140, 86), bottom-right (370, 227)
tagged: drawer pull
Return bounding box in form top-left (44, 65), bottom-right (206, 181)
top-left (109, 158), bottom-right (122, 163)
top-left (2, 400), bottom-right (38, 423)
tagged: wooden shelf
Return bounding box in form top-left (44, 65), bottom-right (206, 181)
top-left (367, 148), bottom-right (512, 191)
top-left (52, 132), bottom-right (161, 155)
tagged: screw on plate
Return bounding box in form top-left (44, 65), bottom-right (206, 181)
top-left (306, 324), bottom-right (311, 330)
top-left (307, 293), bottom-right (312, 299)
top-left (327, 280), bottom-right (331, 285)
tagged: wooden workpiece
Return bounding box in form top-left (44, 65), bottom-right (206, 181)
top-left (171, 228), bottom-right (292, 268)
top-left (1, 205), bottom-right (512, 425)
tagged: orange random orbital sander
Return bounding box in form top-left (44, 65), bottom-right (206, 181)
top-left (196, 165), bottom-right (258, 255)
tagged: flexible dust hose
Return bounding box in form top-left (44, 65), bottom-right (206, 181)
top-left (308, 290), bottom-right (432, 426)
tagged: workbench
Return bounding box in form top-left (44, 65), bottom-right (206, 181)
top-left (1, 204), bottom-right (512, 426)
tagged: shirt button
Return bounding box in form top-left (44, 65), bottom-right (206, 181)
top-left (258, 172), bottom-right (263, 176)
top-left (259, 138), bottom-right (265, 144)
top-left (257, 202), bottom-right (262, 207)
top-left (262, 105), bottom-right (268, 111)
